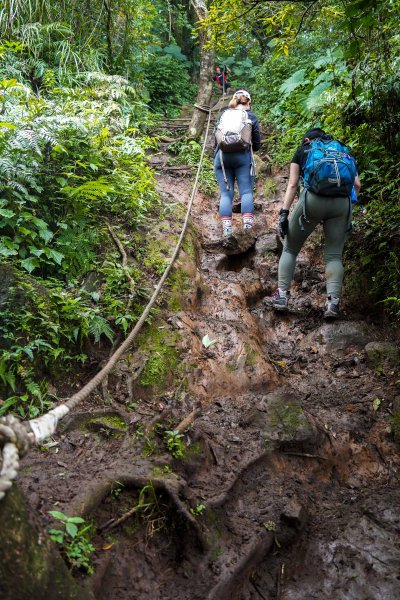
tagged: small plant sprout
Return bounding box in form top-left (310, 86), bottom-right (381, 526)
top-left (111, 481), bottom-right (125, 498)
top-left (164, 429), bottom-right (185, 458)
top-left (48, 510), bottom-right (95, 573)
top-left (373, 398), bottom-right (382, 412)
top-left (190, 503), bottom-right (206, 517)
top-left (263, 520), bottom-right (276, 532)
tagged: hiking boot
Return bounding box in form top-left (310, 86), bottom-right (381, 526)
top-left (222, 225), bottom-right (233, 238)
top-left (264, 288), bottom-right (290, 312)
top-left (324, 295), bottom-right (340, 319)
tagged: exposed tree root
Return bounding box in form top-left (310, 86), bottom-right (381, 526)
top-left (206, 450), bottom-right (271, 509)
top-left (106, 222), bottom-right (135, 304)
top-left (69, 472), bottom-right (208, 551)
top-left (206, 532), bottom-right (274, 600)
top-left (59, 408), bottom-right (129, 433)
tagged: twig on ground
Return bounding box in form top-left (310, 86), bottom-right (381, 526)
top-left (99, 504), bottom-right (142, 531)
top-left (176, 408), bottom-right (201, 433)
top-left (164, 165), bottom-right (193, 172)
top-left (276, 562), bottom-right (285, 600)
top-left (282, 451), bottom-right (327, 461)
top-left (209, 443), bottom-right (219, 466)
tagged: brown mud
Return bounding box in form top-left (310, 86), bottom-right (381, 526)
top-left (19, 136), bottom-right (400, 600)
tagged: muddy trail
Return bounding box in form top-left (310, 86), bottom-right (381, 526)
top-left (19, 131), bottom-right (400, 600)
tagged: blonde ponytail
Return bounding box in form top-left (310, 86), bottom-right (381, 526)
top-left (229, 90), bottom-right (251, 108)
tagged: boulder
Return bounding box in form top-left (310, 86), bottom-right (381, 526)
top-left (255, 233), bottom-right (281, 256)
top-left (243, 391), bottom-right (322, 452)
top-left (204, 230), bottom-right (256, 256)
top-left (300, 321), bottom-right (377, 354)
top-left (365, 341), bottom-right (399, 369)
top-left (281, 498), bottom-right (309, 531)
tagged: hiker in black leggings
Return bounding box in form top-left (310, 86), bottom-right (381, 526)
top-left (268, 128), bottom-right (361, 318)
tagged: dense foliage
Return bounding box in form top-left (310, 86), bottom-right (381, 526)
top-left (0, 1), bottom-right (199, 416)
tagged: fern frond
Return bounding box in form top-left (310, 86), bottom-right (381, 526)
top-left (56, 225), bottom-right (97, 279)
top-left (0, 158), bottom-right (15, 178)
top-left (88, 315), bottom-right (114, 344)
top-left (67, 177), bottom-right (115, 202)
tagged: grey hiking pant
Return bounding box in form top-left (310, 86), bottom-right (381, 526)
top-left (278, 189), bottom-right (351, 297)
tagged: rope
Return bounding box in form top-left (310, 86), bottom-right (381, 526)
top-left (0, 416), bottom-right (32, 500)
top-left (194, 103), bottom-right (211, 113)
top-left (0, 106), bottom-right (213, 499)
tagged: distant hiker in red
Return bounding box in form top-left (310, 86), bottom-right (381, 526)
top-left (215, 66), bottom-right (231, 94)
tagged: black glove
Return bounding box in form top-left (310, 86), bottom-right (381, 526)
top-left (278, 209), bottom-right (289, 238)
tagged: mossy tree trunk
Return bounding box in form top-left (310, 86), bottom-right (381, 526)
top-left (188, 0), bottom-right (215, 139)
top-left (0, 485), bottom-right (93, 600)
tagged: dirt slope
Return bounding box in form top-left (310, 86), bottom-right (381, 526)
top-left (19, 147), bottom-right (400, 600)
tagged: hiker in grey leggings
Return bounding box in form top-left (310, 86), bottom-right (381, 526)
top-left (269, 127), bottom-right (361, 318)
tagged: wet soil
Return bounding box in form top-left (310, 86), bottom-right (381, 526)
top-left (19, 139), bottom-right (400, 600)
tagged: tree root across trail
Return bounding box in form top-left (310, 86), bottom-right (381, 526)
top-left (16, 146), bottom-right (400, 599)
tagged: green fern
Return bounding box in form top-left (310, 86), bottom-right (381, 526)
top-left (87, 314), bottom-right (114, 344)
top-left (56, 225), bottom-right (98, 279)
top-left (65, 177), bottom-right (115, 203)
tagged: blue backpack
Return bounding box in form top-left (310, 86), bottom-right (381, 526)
top-left (303, 137), bottom-right (357, 197)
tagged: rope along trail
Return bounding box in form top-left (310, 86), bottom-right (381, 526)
top-left (0, 107), bottom-right (213, 501)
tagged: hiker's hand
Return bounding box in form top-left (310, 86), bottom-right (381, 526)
top-left (278, 209), bottom-right (289, 238)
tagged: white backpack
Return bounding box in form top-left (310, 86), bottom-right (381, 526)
top-left (215, 108), bottom-right (252, 152)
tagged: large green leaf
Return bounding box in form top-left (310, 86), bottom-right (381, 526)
top-left (279, 69), bottom-right (309, 97)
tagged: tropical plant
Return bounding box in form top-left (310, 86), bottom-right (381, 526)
top-left (48, 510), bottom-right (95, 574)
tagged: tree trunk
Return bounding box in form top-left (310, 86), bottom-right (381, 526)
top-left (188, 0), bottom-right (215, 139)
top-left (0, 485), bottom-right (93, 600)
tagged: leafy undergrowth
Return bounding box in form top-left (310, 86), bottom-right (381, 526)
top-left (0, 73), bottom-right (191, 418)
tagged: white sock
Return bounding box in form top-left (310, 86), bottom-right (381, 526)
top-left (242, 212), bottom-right (254, 229)
top-left (221, 216), bottom-right (232, 235)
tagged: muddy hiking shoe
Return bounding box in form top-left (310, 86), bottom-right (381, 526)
top-left (264, 288), bottom-right (290, 312)
top-left (324, 295), bottom-right (340, 319)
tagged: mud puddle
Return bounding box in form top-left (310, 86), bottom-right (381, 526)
top-left (19, 146), bottom-right (400, 600)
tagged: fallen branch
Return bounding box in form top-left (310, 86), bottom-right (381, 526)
top-left (164, 165), bottom-right (193, 172)
top-left (158, 135), bottom-right (184, 143)
top-left (176, 408), bottom-right (201, 433)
